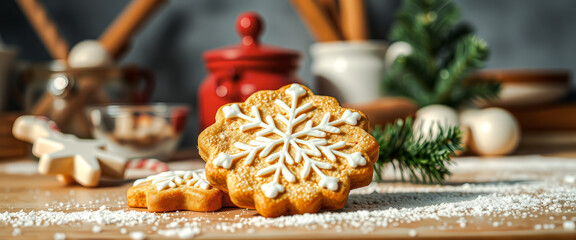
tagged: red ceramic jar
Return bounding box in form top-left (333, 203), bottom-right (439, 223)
top-left (198, 12), bottom-right (301, 130)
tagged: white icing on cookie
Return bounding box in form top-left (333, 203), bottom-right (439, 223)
top-left (133, 170), bottom-right (211, 191)
top-left (214, 84), bottom-right (367, 198)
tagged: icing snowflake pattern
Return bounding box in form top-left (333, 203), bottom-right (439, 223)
top-left (133, 170), bottom-right (211, 191)
top-left (214, 84), bottom-right (367, 198)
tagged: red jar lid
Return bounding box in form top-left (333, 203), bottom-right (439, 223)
top-left (203, 12), bottom-right (300, 71)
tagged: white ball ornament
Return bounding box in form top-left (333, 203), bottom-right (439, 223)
top-left (460, 108), bottom-right (521, 156)
top-left (68, 40), bottom-right (112, 68)
top-left (414, 104), bottom-right (459, 140)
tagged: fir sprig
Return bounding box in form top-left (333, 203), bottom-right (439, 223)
top-left (384, 0), bottom-right (500, 108)
top-left (371, 118), bottom-right (463, 184)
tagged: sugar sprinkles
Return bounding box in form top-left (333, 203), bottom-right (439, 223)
top-left (129, 231), bottom-right (146, 240)
top-left (2, 179), bottom-right (575, 237)
top-left (53, 232), bottom-right (66, 240)
top-left (1, 156), bottom-right (576, 238)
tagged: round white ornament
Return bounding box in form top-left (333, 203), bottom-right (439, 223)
top-left (414, 104), bottom-right (459, 140)
top-left (460, 107), bottom-right (520, 156)
top-left (68, 40), bottom-right (112, 68)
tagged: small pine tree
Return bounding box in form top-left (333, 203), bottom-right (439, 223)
top-left (384, 0), bottom-right (500, 108)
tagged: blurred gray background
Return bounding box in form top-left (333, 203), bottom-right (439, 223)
top-left (1, 0), bottom-right (575, 147)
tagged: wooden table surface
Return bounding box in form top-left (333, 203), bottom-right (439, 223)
top-left (1, 148), bottom-right (576, 239)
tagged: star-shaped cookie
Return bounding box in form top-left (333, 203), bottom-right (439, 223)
top-left (199, 84), bottom-right (379, 217)
top-left (13, 115), bottom-right (127, 187)
top-left (127, 169), bottom-right (235, 212)
top-left (34, 134), bottom-right (126, 187)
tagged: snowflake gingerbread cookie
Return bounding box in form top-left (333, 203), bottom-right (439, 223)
top-left (199, 84), bottom-right (379, 217)
top-left (127, 169), bottom-right (234, 212)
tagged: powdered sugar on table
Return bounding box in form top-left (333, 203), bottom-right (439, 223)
top-left (1, 155), bottom-right (575, 239)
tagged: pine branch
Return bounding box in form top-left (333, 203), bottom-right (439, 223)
top-left (384, 56), bottom-right (433, 104)
top-left (384, 0), bottom-right (500, 108)
top-left (438, 23), bottom-right (474, 65)
top-left (371, 118), bottom-right (463, 184)
top-left (433, 35), bottom-right (489, 104)
top-left (449, 79), bottom-right (501, 107)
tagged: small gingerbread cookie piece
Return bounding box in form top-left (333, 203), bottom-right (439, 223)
top-left (199, 84), bottom-right (379, 217)
top-left (127, 169), bottom-right (234, 212)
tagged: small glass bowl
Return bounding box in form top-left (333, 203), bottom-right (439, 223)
top-left (86, 103), bottom-right (190, 160)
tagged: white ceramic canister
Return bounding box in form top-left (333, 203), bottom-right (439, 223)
top-left (310, 41), bottom-right (388, 104)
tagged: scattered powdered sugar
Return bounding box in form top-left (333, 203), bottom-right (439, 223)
top-left (178, 227), bottom-right (201, 239)
top-left (30, 190), bottom-right (128, 211)
top-left (1, 156), bottom-right (575, 238)
top-left (534, 224), bottom-right (542, 230)
top-left (92, 225), bottom-right (102, 233)
top-left (12, 227), bottom-right (21, 236)
top-left (129, 231), bottom-right (146, 240)
top-left (207, 156), bottom-right (576, 234)
top-left (225, 180), bottom-right (575, 233)
top-left (1, 208), bottom-right (160, 228)
top-left (456, 218), bottom-right (467, 228)
top-left (53, 232), bottom-right (66, 240)
top-left (157, 225), bottom-right (201, 239)
top-left (408, 229), bottom-right (418, 237)
top-left (564, 221), bottom-right (575, 230)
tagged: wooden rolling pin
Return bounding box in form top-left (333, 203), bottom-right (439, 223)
top-left (16, 0), bottom-right (69, 117)
top-left (99, 0), bottom-right (168, 60)
top-left (16, 0), bottom-right (69, 61)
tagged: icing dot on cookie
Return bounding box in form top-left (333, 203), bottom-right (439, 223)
top-left (319, 176), bottom-right (339, 191)
top-left (214, 153), bottom-right (234, 169)
top-left (223, 104), bottom-right (242, 118)
top-left (261, 182), bottom-right (284, 198)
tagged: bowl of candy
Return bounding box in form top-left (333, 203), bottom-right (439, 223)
top-left (86, 103), bottom-right (189, 160)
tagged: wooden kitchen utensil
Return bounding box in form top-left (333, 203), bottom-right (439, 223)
top-left (16, 0), bottom-right (70, 117)
top-left (99, 0), bottom-right (168, 60)
top-left (290, 0), bottom-right (343, 42)
top-left (318, 0), bottom-right (341, 33)
top-left (340, 0), bottom-right (368, 41)
top-left (19, 0), bottom-right (165, 137)
top-left (16, 0), bottom-right (69, 61)
top-left (55, 0), bottom-right (167, 128)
